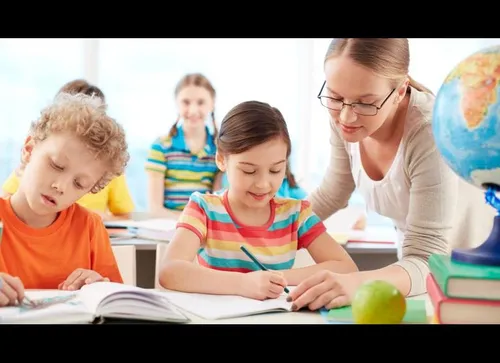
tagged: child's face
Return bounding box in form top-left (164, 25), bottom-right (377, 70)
top-left (176, 85), bottom-right (214, 132)
top-left (217, 137), bottom-right (288, 209)
top-left (19, 132), bottom-right (108, 215)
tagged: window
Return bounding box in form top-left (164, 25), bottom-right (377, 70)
top-left (1, 38), bottom-right (497, 221)
top-left (0, 39), bottom-right (85, 186)
top-left (98, 38), bottom-right (305, 211)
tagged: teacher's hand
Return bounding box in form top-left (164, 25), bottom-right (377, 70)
top-left (287, 270), bottom-right (361, 311)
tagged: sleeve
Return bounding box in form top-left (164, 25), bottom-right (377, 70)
top-left (176, 192), bottom-right (209, 243)
top-left (145, 137), bottom-right (168, 174)
top-left (2, 171), bottom-right (20, 195)
top-left (89, 213), bottom-right (124, 283)
top-left (107, 175), bottom-right (135, 215)
top-left (297, 200), bottom-right (327, 249)
top-left (393, 123), bottom-right (457, 296)
top-left (308, 124), bottom-right (356, 221)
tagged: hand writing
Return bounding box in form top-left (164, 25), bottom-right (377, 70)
top-left (241, 270), bottom-right (288, 300)
top-left (0, 273), bottom-right (25, 306)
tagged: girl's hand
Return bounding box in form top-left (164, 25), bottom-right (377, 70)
top-left (0, 273), bottom-right (25, 306)
top-left (58, 269), bottom-right (110, 291)
top-left (240, 270), bottom-right (288, 300)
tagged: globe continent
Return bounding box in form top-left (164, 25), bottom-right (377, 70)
top-left (432, 44), bottom-right (500, 190)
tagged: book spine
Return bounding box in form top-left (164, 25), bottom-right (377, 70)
top-left (426, 273), bottom-right (444, 323)
top-left (428, 254), bottom-right (450, 296)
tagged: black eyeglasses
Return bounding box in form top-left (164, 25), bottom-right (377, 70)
top-left (317, 81), bottom-right (395, 116)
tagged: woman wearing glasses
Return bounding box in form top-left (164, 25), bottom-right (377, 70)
top-left (287, 38), bottom-right (494, 311)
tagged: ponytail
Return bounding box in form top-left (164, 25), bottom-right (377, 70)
top-left (285, 162), bottom-right (298, 188)
top-left (168, 116), bottom-right (180, 138)
top-left (408, 75), bottom-right (434, 95)
top-left (211, 111), bottom-right (218, 142)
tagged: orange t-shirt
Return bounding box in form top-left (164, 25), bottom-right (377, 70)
top-left (0, 198), bottom-right (123, 289)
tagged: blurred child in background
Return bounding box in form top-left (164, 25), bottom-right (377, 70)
top-left (145, 73), bottom-right (220, 219)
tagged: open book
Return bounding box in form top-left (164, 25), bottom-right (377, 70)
top-left (158, 289), bottom-right (294, 320)
top-left (0, 282), bottom-right (190, 324)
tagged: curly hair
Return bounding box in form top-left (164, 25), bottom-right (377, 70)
top-left (57, 79), bottom-right (106, 104)
top-left (24, 92), bottom-right (129, 193)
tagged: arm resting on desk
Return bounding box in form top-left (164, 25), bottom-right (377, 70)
top-left (158, 228), bottom-right (244, 295)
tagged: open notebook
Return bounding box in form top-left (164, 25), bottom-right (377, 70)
top-left (0, 282), bottom-right (190, 324)
top-left (158, 289), bottom-right (294, 320)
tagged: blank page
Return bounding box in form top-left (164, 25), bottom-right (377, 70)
top-left (159, 290), bottom-right (293, 320)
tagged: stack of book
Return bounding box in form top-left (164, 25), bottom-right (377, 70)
top-left (426, 253), bottom-right (500, 324)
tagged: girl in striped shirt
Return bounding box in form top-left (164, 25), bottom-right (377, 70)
top-left (145, 73), bottom-right (221, 219)
top-left (158, 100), bottom-right (357, 301)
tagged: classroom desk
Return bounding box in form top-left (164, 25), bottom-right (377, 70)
top-left (111, 237), bottom-right (397, 254)
top-left (111, 237), bottom-right (159, 250)
top-left (110, 237), bottom-right (399, 288)
top-left (19, 290), bottom-right (432, 324)
top-left (186, 308), bottom-right (325, 324)
top-left (171, 292), bottom-right (432, 325)
top-left (111, 238), bottom-right (163, 288)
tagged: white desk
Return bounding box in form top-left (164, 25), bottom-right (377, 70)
top-left (19, 290), bottom-right (432, 324)
top-left (185, 309), bottom-right (325, 324)
top-left (176, 293), bottom-right (432, 325)
top-left (111, 237), bottom-right (159, 251)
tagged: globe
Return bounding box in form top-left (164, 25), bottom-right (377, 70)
top-left (432, 44), bottom-right (500, 266)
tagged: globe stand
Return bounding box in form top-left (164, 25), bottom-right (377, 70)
top-left (452, 186), bottom-right (500, 266)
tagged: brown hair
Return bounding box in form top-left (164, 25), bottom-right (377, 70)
top-left (24, 93), bottom-right (129, 193)
top-left (168, 73), bottom-right (218, 140)
top-left (285, 161), bottom-right (298, 188)
top-left (217, 99), bottom-right (291, 156)
top-left (325, 38), bottom-right (434, 94)
top-left (57, 79), bottom-right (106, 102)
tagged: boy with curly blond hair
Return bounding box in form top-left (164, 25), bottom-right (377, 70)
top-left (0, 92), bottom-right (129, 306)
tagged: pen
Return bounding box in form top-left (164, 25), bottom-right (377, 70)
top-left (240, 245), bottom-right (290, 294)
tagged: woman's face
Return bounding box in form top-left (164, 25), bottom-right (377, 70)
top-left (322, 55), bottom-right (402, 143)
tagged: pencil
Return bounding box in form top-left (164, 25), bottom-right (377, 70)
top-left (240, 245), bottom-right (290, 293)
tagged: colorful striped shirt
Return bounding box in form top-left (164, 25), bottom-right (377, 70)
top-left (145, 125), bottom-right (219, 210)
top-left (177, 191), bottom-right (327, 272)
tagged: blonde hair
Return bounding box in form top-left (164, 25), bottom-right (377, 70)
top-left (24, 92), bottom-right (129, 193)
top-left (325, 38), bottom-right (434, 94)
